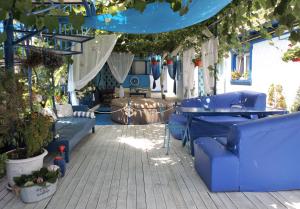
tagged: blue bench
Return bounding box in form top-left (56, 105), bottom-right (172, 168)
top-left (47, 106), bottom-right (96, 162)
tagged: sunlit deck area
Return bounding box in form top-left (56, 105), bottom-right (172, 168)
top-left (0, 125), bottom-right (300, 209)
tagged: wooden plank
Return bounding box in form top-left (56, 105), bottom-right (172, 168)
top-left (105, 126), bottom-right (127, 209)
top-left (116, 125), bottom-right (129, 209)
top-left (84, 126), bottom-right (122, 209)
top-left (95, 126), bottom-right (122, 209)
top-left (126, 125), bottom-right (137, 209)
top-left (46, 127), bottom-right (105, 209)
top-left (134, 126), bottom-right (147, 209)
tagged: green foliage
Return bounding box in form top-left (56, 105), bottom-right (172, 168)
top-left (268, 84), bottom-right (287, 109)
top-left (22, 112), bottom-right (53, 158)
top-left (14, 167), bottom-right (59, 187)
top-left (282, 46), bottom-right (300, 62)
top-left (291, 86), bottom-right (300, 112)
top-left (0, 154), bottom-right (7, 178)
top-left (0, 70), bottom-right (27, 150)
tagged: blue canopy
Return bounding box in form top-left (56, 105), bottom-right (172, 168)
top-left (84, 0), bottom-right (231, 34)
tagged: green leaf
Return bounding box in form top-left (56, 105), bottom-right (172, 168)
top-left (44, 16), bottom-right (59, 32)
top-left (0, 33), bottom-right (7, 44)
top-left (20, 14), bottom-right (36, 27)
top-left (69, 12), bottom-right (84, 30)
top-left (0, 0), bottom-right (13, 10)
top-left (0, 10), bottom-right (7, 21)
top-left (133, 0), bottom-right (147, 12)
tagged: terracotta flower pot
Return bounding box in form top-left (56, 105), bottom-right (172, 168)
top-left (167, 59), bottom-right (173, 65)
top-left (151, 60), bottom-right (158, 65)
top-left (194, 59), bottom-right (202, 67)
top-left (292, 58), bottom-right (300, 62)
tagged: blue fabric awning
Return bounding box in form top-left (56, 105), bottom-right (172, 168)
top-left (84, 0), bottom-right (232, 34)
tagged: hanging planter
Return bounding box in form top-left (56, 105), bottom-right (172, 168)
top-left (292, 58), bottom-right (300, 62)
top-left (193, 58), bottom-right (202, 67)
top-left (43, 50), bottom-right (64, 70)
top-left (167, 59), bottom-right (173, 65)
top-left (23, 49), bottom-right (43, 68)
top-left (282, 46), bottom-right (300, 62)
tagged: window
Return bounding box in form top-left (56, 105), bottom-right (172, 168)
top-left (231, 46), bottom-right (252, 85)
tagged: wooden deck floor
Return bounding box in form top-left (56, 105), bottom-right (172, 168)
top-left (1, 125), bottom-right (300, 209)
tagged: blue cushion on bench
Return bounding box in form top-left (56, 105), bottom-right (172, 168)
top-left (56, 117), bottom-right (95, 150)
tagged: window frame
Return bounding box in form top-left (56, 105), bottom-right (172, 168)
top-left (230, 45), bottom-right (253, 86)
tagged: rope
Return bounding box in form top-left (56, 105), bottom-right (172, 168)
top-left (93, 105), bottom-right (175, 115)
top-left (94, 106), bottom-right (127, 114)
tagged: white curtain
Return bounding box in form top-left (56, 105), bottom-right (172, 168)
top-left (201, 37), bottom-right (219, 95)
top-left (107, 52), bottom-right (134, 97)
top-left (68, 64), bottom-right (79, 105)
top-left (183, 48), bottom-right (196, 99)
top-left (72, 34), bottom-right (118, 90)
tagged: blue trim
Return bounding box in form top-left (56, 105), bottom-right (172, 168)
top-left (231, 80), bottom-right (252, 85)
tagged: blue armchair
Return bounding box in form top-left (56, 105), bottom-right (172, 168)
top-left (194, 112), bottom-right (299, 192)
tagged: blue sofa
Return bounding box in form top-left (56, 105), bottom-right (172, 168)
top-left (47, 106), bottom-right (96, 162)
top-left (194, 112), bottom-right (299, 192)
top-left (169, 91), bottom-right (266, 143)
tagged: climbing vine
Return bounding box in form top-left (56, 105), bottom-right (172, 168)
top-left (0, 0), bottom-right (300, 58)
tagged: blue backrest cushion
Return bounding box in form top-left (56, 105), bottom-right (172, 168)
top-left (240, 91), bottom-right (266, 109)
top-left (227, 112), bottom-right (300, 157)
top-left (209, 92), bottom-right (242, 108)
top-left (181, 97), bottom-right (205, 107)
top-left (227, 112), bottom-right (300, 190)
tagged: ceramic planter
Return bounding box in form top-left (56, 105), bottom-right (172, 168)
top-left (6, 149), bottom-right (48, 186)
top-left (292, 58), bottom-right (300, 62)
top-left (19, 180), bottom-right (57, 203)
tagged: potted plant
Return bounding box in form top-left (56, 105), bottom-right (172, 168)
top-left (192, 58), bottom-right (202, 67)
top-left (231, 71), bottom-right (242, 80)
top-left (14, 166), bottom-right (60, 203)
top-left (282, 46), bottom-right (300, 62)
top-left (0, 71), bottom-right (54, 187)
top-left (6, 112), bottom-right (53, 187)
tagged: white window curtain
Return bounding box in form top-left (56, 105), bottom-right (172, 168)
top-left (201, 37), bottom-right (219, 95)
top-left (107, 52), bottom-right (134, 97)
top-left (72, 34), bottom-right (118, 90)
top-left (183, 48), bottom-right (196, 99)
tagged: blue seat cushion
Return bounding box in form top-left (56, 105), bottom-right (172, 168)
top-left (194, 116), bottom-right (249, 126)
top-left (194, 137), bottom-right (239, 192)
top-left (56, 117), bottom-right (95, 150)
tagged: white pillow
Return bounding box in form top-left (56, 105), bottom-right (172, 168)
top-left (73, 111), bottom-right (96, 119)
top-left (56, 104), bottom-right (73, 117)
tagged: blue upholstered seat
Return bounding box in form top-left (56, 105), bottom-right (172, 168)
top-left (47, 106), bottom-right (96, 162)
top-left (194, 112), bottom-right (300, 192)
top-left (169, 91), bottom-right (266, 143)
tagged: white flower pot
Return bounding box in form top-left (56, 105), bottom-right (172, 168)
top-left (6, 149), bottom-right (48, 186)
top-left (20, 180), bottom-right (57, 203)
